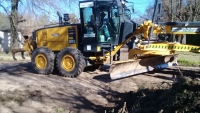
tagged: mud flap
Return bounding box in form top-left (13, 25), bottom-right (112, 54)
top-left (109, 54), bottom-right (178, 80)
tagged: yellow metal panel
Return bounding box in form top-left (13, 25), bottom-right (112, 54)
top-left (171, 32), bottom-right (200, 34)
top-left (47, 26), bottom-right (67, 42)
top-left (68, 44), bottom-right (77, 48)
top-left (89, 56), bottom-right (104, 60)
top-left (47, 42), bottom-right (67, 51)
top-left (45, 26), bottom-right (67, 51)
top-left (143, 43), bottom-right (200, 52)
top-left (35, 25), bottom-right (78, 51)
top-left (128, 48), bottom-right (175, 59)
top-left (165, 26), bottom-right (172, 33)
top-left (36, 30), bottom-right (47, 46)
top-left (23, 41), bottom-right (30, 51)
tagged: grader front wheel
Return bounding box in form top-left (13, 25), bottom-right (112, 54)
top-left (56, 47), bottom-right (86, 77)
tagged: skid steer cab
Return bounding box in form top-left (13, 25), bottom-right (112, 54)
top-left (24, 0), bottom-right (138, 78)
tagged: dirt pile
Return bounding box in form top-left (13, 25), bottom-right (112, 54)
top-left (112, 68), bottom-right (200, 113)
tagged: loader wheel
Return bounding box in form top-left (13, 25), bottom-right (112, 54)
top-left (31, 47), bottom-right (55, 75)
top-left (56, 47), bottom-right (86, 77)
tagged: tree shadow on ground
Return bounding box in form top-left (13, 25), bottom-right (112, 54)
top-left (0, 62), bottom-right (35, 77)
top-left (93, 74), bottom-right (112, 83)
top-left (0, 62), bottom-right (200, 113)
top-left (0, 62), bottom-right (134, 113)
top-left (0, 62), bottom-right (102, 77)
top-left (0, 77), bottom-right (134, 113)
top-left (38, 83), bottom-right (136, 113)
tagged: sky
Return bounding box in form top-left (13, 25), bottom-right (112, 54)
top-left (43, 0), bottom-right (154, 22)
top-left (129, 0), bottom-right (154, 19)
top-left (132, 0), bottom-right (152, 13)
top-left (0, 0), bottom-right (154, 22)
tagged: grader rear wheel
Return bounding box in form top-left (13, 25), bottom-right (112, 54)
top-left (61, 54), bottom-right (75, 72)
top-left (56, 47), bottom-right (86, 77)
top-left (31, 47), bottom-right (55, 75)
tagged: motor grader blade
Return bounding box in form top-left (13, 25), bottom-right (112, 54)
top-left (109, 54), bottom-right (178, 80)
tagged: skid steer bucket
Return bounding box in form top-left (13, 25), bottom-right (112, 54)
top-left (109, 54), bottom-right (178, 80)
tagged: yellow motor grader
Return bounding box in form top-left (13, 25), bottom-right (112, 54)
top-left (13, 0), bottom-right (200, 80)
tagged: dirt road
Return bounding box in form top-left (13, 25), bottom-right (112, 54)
top-left (0, 48), bottom-right (199, 113)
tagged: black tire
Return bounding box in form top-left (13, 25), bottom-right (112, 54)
top-left (52, 53), bottom-right (59, 73)
top-left (56, 47), bottom-right (86, 77)
top-left (31, 47), bottom-right (55, 75)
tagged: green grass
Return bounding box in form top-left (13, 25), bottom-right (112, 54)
top-left (0, 52), bottom-right (9, 55)
top-left (176, 51), bottom-right (200, 67)
top-left (0, 52), bottom-right (31, 61)
top-left (54, 107), bottom-right (65, 113)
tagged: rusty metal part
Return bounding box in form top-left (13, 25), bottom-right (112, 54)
top-left (11, 36), bottom-right (36, 60)
top-left (109, 54), bottom-right (178, 80)
top-left (11, 48), bottom-right (26, 60)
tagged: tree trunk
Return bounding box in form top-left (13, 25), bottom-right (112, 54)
top-left (9, 0), bottom-right (19, 50)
